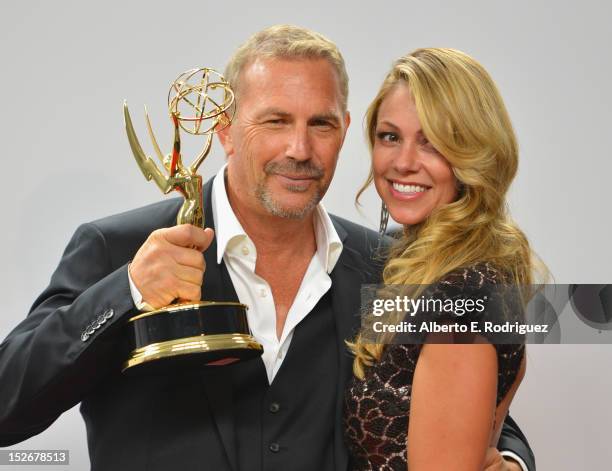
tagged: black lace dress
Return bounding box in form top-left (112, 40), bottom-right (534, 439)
top-left (343, 263), bottom-right (525, 471)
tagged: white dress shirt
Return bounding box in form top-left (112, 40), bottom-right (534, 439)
top-left (500, 450), bottom-right (529, 471)
top-left (211, 165), bottom-right (343, 383)
top-left (129, 164), bottom-right (343, 384)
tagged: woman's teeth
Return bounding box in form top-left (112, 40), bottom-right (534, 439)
top-left (392, 182), bottom-right (428, 193)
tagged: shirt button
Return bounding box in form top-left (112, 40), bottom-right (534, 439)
top-left (260, 288), bottom-right (267, 298)
top-left (269, 402), bottom-right (280, 413)
top-left (241, 245), bottom-right (249, 256)
top-left (269, 442), bottom-right (280, 453)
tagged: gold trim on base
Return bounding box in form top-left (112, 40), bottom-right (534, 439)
top-left (128, 300), bottom-right (248, 322)
top-left (122, 333), bottom-right (263, 372)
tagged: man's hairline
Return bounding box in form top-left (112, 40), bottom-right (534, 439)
top-left (231, 55), bottom-right (348, 114)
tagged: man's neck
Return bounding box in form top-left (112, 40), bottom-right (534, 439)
top-left (223, 172), bottom-right (319, 340)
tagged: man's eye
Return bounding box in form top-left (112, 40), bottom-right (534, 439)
top-left (266, 119), bottom-right (284, 125)
top-left (376, 131), bottom-right (399, 143)
top-left (312, 120), bottom-right (334, 129)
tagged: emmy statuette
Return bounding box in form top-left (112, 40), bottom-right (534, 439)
top-left (122, 68), bottom-right (263, 374)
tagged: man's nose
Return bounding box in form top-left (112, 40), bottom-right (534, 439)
top-left (393, 141), bottom-right (421, 173)
top-left (286, 123), bottom-right (312, 161)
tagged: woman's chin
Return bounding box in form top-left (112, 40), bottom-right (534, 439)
top-left (387, 209), bottom-right (427, 227)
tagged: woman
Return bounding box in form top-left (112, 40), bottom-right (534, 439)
top-left (345, 48), bottom-right (538, 470)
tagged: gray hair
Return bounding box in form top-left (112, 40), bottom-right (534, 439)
top-left (224, 24), bottom-right (349, 110)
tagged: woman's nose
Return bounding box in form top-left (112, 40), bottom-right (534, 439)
top-left (392, 141), bottom-right (421, 173)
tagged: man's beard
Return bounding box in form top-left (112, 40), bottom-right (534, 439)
top-left (256, 159), bottom-right (325, 219)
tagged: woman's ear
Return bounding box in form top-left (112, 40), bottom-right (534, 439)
top-left (452, 171), bottom-right (465, 200)
top-left (456, 180), bottom-right (466, 197)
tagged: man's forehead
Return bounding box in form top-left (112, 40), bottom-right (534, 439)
top-left (240, 57), bottom-right (339, 91)
top-left (237, 57), bottom-right (344, 109)
top-left (243, 57), bottom-right (275, 77)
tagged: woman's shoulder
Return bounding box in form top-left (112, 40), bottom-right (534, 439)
top-left (426, 262), bottom-right (512, 311)
top-left (437, 261), bottom-right (510, 291)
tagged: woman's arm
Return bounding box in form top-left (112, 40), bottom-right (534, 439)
top-left (407, 342), bottom-right (498, 470)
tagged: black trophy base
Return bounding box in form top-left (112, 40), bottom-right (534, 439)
top-left (122, 301), bottom-right (263, 375)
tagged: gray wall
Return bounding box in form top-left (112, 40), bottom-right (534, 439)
top-left (1, 1), bottom-right (610, 469)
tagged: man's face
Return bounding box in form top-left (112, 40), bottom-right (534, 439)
top-left (219, 57), bottom-right (350, 219)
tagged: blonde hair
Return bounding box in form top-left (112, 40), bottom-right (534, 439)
top-left (351, 48), bottom-right (543, 379)
top-left (224, 24), bottom-right (349, 110)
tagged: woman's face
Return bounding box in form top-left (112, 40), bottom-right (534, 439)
top-left (373, 83), bottom-right (458, 226)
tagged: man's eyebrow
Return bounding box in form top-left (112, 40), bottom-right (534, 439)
top-left (255, 109), bottom-right (343, 125)
top-left (255, 108), bottom-right (292, 120)
top-left (310, 112), bottom-right (342, 124)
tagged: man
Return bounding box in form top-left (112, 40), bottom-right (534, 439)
top-left (0, 25), bottom-right (533, 470)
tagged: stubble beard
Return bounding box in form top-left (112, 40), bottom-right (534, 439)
top-left (255, 159), bottom-right (325, 219)
top-left (255, 181), bottom-right (322, 219)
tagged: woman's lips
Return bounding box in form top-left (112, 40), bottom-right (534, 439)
top-left (389, 180), bottom-right (430, 200)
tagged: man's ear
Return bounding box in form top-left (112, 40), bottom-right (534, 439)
top-left (341, 110), bottom-right (351, 144)
top-left (216, 122), bottom-right (234, 157)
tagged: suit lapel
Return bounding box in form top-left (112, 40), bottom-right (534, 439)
top-left (199, 177), bottom-right (239, 471)
top-left (329, 221), bottom-right (375, 471)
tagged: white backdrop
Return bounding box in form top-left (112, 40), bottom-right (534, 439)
top-left (1, 1), bottom-right (610, 469)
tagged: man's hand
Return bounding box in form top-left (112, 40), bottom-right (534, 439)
top-left (129, 225), bottom-right (214, 309)
top-left (483, 448), bottom-right (522, 471)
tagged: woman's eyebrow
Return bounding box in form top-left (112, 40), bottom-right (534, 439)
top-left (376, 119), bottom-right (400, 130)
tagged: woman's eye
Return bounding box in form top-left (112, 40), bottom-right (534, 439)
top-left (419, 137), bottom-right (439, 154)
top-left (376, 131), bottom-right (399, 143)
top-left (423, 143), bottom-right (440, 154)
